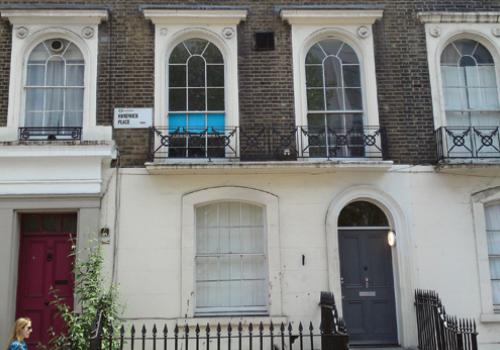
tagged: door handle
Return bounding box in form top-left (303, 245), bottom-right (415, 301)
top-left (365, 277), bottom-right (369, 289)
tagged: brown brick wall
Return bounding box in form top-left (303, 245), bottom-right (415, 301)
top-left (0, 0), bottom-right (499, 166)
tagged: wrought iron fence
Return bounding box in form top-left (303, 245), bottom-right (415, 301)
top-left (415, 290), bottom-right (478, 350)
top-left (149, 125), bottom-right (386, 161)
top-left (435, 126), bottom-right (500, 160)
top-left (18, 126), bottom-right (82, 141)
top-left (90, 320), bottom-right (350, 350)
top-left (90, 292), bottom-right (348, 350)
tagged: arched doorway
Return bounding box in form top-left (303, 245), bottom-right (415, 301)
top-left (338, 201), bottom-right (398, 346)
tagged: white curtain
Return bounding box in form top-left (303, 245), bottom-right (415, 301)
top-left (25, 41), bottom-right (84, 129)
top-left (195, 202), bottom-right (266, 313)
top-left (442, 65), bottom-right (500, 127)
top-left (486, 204), bottom-right (500, 305)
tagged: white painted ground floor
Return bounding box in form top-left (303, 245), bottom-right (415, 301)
top-left (2, 163), bottom-right (500, 349)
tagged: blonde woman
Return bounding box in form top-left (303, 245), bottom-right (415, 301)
top-left (7, 318), bottom-right (32, 350)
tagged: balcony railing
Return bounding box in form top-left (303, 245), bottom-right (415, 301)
top-left (19, 127), bottom-right (82, 141)
top-left (436, 126), bottom-right (500, 161)
top-left (149, 125), bottom-right (386, 162)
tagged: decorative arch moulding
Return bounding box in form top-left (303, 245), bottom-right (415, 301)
top-left (417, 12), bottom-right (500, 24)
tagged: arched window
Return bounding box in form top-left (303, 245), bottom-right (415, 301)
top-left (305, 39), bottom-right (363, 157)
top-left (25, 39), bottom-right (84, 130)
top-left (195, 201), bottom-right (267, 314)
top-left (338, 201), bottom-right (389, 227)
top-left (441, 39), bottom-right (500, 127)
top-left (168, 39), bottom-right (225, 157)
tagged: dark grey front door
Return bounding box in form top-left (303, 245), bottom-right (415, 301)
top-left (339, 229), bottom-right (398, 345)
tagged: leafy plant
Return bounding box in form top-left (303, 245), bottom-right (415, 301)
top-left (43, 242), bottom-right (122, 350)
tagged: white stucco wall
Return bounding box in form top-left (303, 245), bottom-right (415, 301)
top-left (104, 165), bottom-right (500, 349)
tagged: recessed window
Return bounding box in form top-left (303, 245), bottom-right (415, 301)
top-left (255, 32), bottom-right (275, 51)
top-left (441, 39), bottom-right (500, 127)
top-left (168, 38), bottom-right (225, 158)
top-left (305, 39), bottom-right (364, 157)
top-left (24, 39), bottom-right (85, 130)
top-left (486, 204), bottom-right (500, 310)
top-left (195, 202), bottom-right (267, 315)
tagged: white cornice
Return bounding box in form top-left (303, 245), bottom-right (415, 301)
top-left (0, 9), bottom-right (108, 25)
top-left (280, 9), bottom-right (383, 25)
top-left (143, 9), bottom-right (247, 25)
top-left (417, 11), bottom-right (500, 24)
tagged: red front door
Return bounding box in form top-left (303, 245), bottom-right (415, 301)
top-left (16, 213), bottom-right (77, 348)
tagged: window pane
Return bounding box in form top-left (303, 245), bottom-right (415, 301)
top-left (184, 39), bottom-right (208, 55)
top-left (485, 205), bottom-right (500, 230)
top-left (441, 66), bottom-right (463, 87)
top-left (66, 65), bottom-right (84, 86)
top-left (490, 257), bottom-right (500, 279)
top-left (42, 215), bottom-right (60, 232)
top-left (444, 88), bottom-right (467, 110)
top-left (25, 88), bottom-right (44, 111)
top-left (46, 58), bottom-right (65, 86)
top-left (188, 56), bottom-right (206, 87)
top-left (169, 89), bottom-right (186, 111)
top-left (63, 43), bottom-right (84, 63)
top-left (307, 113), bottom-right (324, 130)
top-left (45, 111), bottom-right (63, 127)
top-left (25, 112), bottom-right (43, 127)
top-left (27, 65), bottom-right (45, 86)
top-left (320, 39), bottom-right (343, 56)
top-left (306, 44), bottom-right (325, 64)
top-left (170, 44), bottom-right (190, 64)
top-left (169, 113), bottom-right (187, 132)
top-left (345, 88), bottom-right (362, 110)
top-left (169, 65), bottom-right (186, 87)
top-left (46, 88), bottom-right (64, 111)
top-left (188, 113), bottom-right (205, 131)
top-left (338, 44), bottom-right (359, 64)
top-left (307, 88), bottom-right (324, 110)
top-left (339, 201), bottom-right (389, 226)
top-left (441, 45), bottom-right (460, 65)
top-left (325, 88), bottom-right (343, 110)
top-left (492, 280), bottom-right (500, 305)
top-left (324, 56), bottom-right (341, 87)
top-left (207, 113), bottom-right (225, 132)
top-left (479, 66), bottom-right (497, 88)
top-left (454, 39), bottom-right (477, 55)
top-left (474, 44), bottom-right (494, 64)
top-left (343, 65), bottom-right (361, 87)
top-left (306, 65), bottom-right (323, 87)
top-left (188, 88), bottom-right (206, 111)
top-left (203, 43), bottom-right (223, 64)
top-left (483, 88), bottom-right (500, 109)
top-left (66, 89), bottom-right (84, 111)
top-left (207, 65), bottom-right (224, 87)
top-left (65, 111), bottom-right (82, 127)
top-left (207, 88), bottom-right (224, 111)
top-left (29, 43), bottom-right (49, 63)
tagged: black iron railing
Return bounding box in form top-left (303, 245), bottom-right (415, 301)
top-left (415, 290), bottom-right (478, 350)
top-left (149, 125), bottom-right (386, 161)
top-left (436, 126), bottom-right (500, 160)
top-left (90, 292), bottom-right (349, 350)
top-left (89, 320), bottom-right (351, 350)
top-left (18, 126), bottom-right (82, 141)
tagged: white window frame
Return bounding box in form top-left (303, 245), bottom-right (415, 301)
top-left (418, 12), bottom-right (500, 129)
top-left (280, 9), bottom-right (383, 131)
top-left (0, 9), bottom-right (110, 141)
top-left (194, 201), bottom-right (268, 315)
top-left (181, 187), bottom-right (282, 318)
top-left (143, 8), bottom-right (246, 158)
top-left (472, 187), bottom-right (500, 323)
